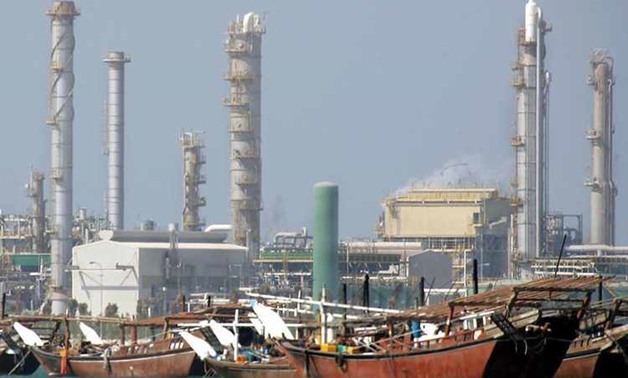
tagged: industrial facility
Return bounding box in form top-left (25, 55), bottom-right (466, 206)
top-left (71, 229), bottom-right (246, 317)
top-left (0, 0), bottom-right (624, 317)
top-left (378, 187), bottom-right (511, 280)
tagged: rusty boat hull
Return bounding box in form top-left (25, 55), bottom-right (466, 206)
top-left (282, 315), bottom-right (577, 378)
top-left (31, 345), bottom-right (205, 377)
top-left (205, 358), bottom-right (298, 378)
top-left (554, 325), bottom-right (628, 378)
top-left (282, 337), bottom-right (501, 378)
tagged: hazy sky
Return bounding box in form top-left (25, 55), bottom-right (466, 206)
top-left (0, 1), bottom-right (626, 243)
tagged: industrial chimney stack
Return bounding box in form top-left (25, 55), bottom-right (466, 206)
top-left (586, 51), bottom-right (616, 245)
top-left (46, 1), bottom-right (79, 315)
top-left (511, 0), bottom-right (551, 275)
top-left (104, 51), bottom-right (130, 231)
top-left (224, 13), bottom-right (265, 254)
top-left (180, 131), bottom-right (206, 231)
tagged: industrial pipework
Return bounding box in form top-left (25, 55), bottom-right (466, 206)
top-left (46, 1), bottom-right (79, 314)
top-left (313, 182), bottom-right (339, 301)
top-left (26, 171), bottom-right (46, 254)
top-left (103, 51), bottom-right (130, 231)
top-left (180, 131), bottom-right (206, 231)
top-left (586, 51), bottom-right (615, 246)
top-left (511, 0), bottom-right (551, 274)
top-left (224, 13), bottom-right (265, 254)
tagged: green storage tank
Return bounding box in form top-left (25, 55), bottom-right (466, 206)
top-left (312, 182), bottom-right (339, 301)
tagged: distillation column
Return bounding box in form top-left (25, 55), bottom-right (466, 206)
top-left (180, 131), bottom-right (206, 231)
top-left (103, 51), bottom-right (130, 231)
top-left (46, 1), bottom-right (79, 314)
top-left (586, 51), bottom-right (615, 245)
top-left (26, 171), bottom-right (46, 254)
top-left (224, 13), bottom-right (265, 253)
top-left (511, 0), bottom-right (550, 272)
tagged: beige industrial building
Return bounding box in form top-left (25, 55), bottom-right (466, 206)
top-left (378, 187), bottom-right (511, 279)
top-left (71, 229), bottom-right (246, 317)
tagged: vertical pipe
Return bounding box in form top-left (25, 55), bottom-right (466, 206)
top-left (1, 293), bottom-right (5, 320)
top-left (103, 51), bottom-right (130, 231)
top-left (535, 8), bottom-right (543, 258)
top-left (342, 283), bottom-right (347, 321)
top-left (46, 1), bottom-right (79, 315)
top-left (362, 274), bottom-right (370, 310)
top-left (472, 259), bottom-right (479, 295)
top-left (224, 14), bottom-right (265, 257)
top-left (419, 276), bottom-right (425, 307)
top-left (312, 182), bottom-right (339, 301)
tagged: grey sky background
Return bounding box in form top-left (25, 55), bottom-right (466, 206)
top-left (0, 1), bottom-right (626, 244)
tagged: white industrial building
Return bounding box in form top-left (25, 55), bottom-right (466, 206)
top-left (71, 228), bottom-right (246, 317)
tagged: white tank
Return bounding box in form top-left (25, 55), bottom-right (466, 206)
top-left (525, 0), bottom-right (538, 43)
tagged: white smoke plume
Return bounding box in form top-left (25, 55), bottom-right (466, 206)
top-left (394, 154), bottom-right (511, 195)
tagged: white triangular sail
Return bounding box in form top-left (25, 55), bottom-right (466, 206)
top-left (180, 331), bottom-right (217, 360)
top-left (252, 303), bottom-right (295, 340)
top-left (13, 322), bottom-right (44, 347)
top-left (247, 313), bottom-right (265, 336)
top-left (209, 319), bottom-right (239, 349)
top-left (79, 322), bottom-right (103, 345)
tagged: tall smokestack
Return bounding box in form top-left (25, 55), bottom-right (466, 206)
top-left (511, 0), bottom-right (551, 276)
top-left (180, 131), bottom-right (206, 231)
top-left (26, 171), bottom-right (46, 254)
top-left (224, 13), bottom-right (265, 255)
top-left (586, 51), bottom-right (615, 245)
top-left (46, 1), bottom-right (79, 315)
top-left (103, 51), bottom-right (130, 231)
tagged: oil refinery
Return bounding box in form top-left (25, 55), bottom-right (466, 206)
top-left (0, 0), bottom-right (624, 319)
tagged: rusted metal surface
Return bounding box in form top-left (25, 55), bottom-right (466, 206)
top-left (554, 323), bottom-right (628, 378)
top-left (32, 332), bottom-right (206, 377)
top-left (283, 338), bottom-right (499, 378)
top-left (205, 357), bottom-right (298, 378)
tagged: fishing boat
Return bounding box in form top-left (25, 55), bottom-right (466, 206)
top-left (204, 357), bottom-right (297, 378)
top-left (554, 298), bottom-right (628, 378)
top-left (31, 335), bottom-right (206, 377)
top-left (281, 276), bottom-right (601, 378)
top-left (179, 303), bottom-right (300, 378)
top-left (21, 305), bottom-right (247, 377)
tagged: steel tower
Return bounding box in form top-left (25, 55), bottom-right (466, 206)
top-left (224, 13), bottom-right (265, 253)
top-left (586, 51), bottom-right (615, 245)
top-left (511, 0), bottom-right (551, 274)
top-left (26, 171), bottom-right (46, 254)
top-left (46, 1), bottom-right (79, 314)
top-left (180, 131), bottom-right (206, 231)
top-left (104, 51), bottom-right (130, 231)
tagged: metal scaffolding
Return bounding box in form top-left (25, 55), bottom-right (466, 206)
top-left (180, 131), bottom-right (206, 231)
top-left (224, 13), bottom-right (265, 255)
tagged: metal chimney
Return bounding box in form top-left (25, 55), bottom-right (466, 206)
top-left (103, 51), bottom-right (130, 230)
top-left (224, 13), bottom-right (265, 255)
top-left (510, 0), bottom-right (551, 276)
top-left (586, 51), bottom-right (615, 245)
top-left (46, 1), bottom-right (79, 315)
